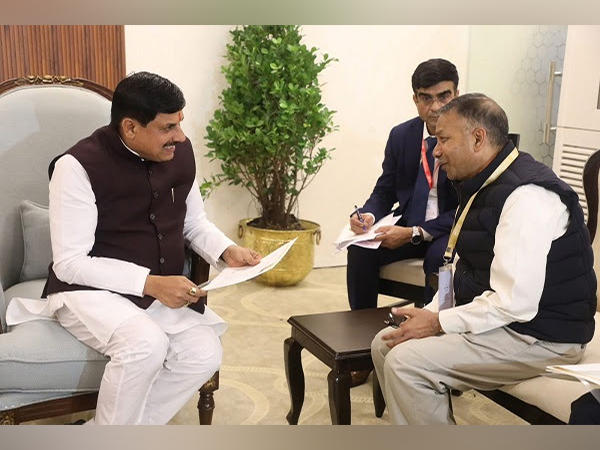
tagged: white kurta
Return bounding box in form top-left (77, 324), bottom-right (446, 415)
top-left (7, 154), bottom-right (235, 346)
top-left (425, 183), bottom-right (571, 334)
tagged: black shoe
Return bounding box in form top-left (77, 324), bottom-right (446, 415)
top-left (350, 369), bottom-right (372, 388)
top-left (66, 419), bottom-right (87, 425)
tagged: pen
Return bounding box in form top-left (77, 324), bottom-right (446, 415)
top-left (354, 205), bottom-right (367, 232)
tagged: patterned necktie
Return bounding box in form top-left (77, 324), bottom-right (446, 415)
top-left (403, 137), bottom-right (436, 226)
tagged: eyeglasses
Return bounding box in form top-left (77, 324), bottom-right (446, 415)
top-left (383, 311), bottom-right (406, 329)
top-left (416, 90), bottom-right (454, 106)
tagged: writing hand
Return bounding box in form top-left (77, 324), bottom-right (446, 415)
top-left (350, 214), bottom-right (375, 234)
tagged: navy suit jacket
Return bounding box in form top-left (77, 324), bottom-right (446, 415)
top-left (361, 116), bottom-right (458, 239)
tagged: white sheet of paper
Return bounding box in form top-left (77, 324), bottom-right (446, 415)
top-left (332, 212), bottom-right (398, 253)
top-left (546, 364), bottom-right (600, 386)
top-left (545, 364), bottom-right (600, 403)
top-left (200, 238), bottom-right (297, 291)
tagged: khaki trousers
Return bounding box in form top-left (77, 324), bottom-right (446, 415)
top-left (371, 326), bottom-right (585, 424)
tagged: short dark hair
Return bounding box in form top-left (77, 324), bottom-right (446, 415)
top-left (411, 59), bottom-right (459, 93)
top-left (439, 93), bottom-right (509, 149)
top-left (110, 71), bottom-right (186, 128)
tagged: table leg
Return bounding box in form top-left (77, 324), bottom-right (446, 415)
top-left (327, 369), bottom-right (351, 425)
top-left (372, 370), bottom-right (386, 418)
top-left (284, 337), bottom-right (305, 425)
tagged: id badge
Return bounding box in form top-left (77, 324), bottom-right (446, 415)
top-left (438, 264), bottom-right (455, 311)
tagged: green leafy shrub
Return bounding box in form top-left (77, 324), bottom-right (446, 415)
top-left (203, 25), bottom-right (336, 230)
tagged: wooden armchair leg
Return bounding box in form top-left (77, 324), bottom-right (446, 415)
top-left (198, 371), bottom-right (219, 425)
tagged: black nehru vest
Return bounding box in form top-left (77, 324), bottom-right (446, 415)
top-left (453, 141), bottom-right (596, 344)
top-left (43, 125), bottom-right (205, 313)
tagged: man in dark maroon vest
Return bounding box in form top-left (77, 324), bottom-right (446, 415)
top-left (44, 72), bottom-right (261, 424)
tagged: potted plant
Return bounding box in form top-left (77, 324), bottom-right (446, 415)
top-left (203, 25), bottom-right (336, 286)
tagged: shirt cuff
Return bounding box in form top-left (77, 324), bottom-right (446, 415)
top-left (421, 227), bottom-right (433, 242)
top-left (438, 307), bottom-right (467, 334)
top-left (132, 267), bottom-right (152, 297)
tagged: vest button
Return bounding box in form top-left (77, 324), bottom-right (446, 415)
top-left (148, 169), bottom-right (153, 176)
top-left (153, 191), bottom-right (159, 198)
top-left (157, 233), bottom-right (163, 240)
top-left (150, 213), bottom-right (156, 220)
top-left (159, 257), bottom-right (165, 264)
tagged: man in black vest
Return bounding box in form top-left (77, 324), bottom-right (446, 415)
top-left (346, 59), bottom-right (459, 387)
top-left (44, 72), bottom-right (261, 424)
top-left (371, 93), bottom-right (597, 424)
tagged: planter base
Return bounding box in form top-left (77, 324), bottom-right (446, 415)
top-left (238, 219), bottom-right (321, 287)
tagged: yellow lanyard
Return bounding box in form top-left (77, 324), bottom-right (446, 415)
top-left (443, 148), bottom-right (519, 263)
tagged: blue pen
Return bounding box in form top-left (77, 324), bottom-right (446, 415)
top-left (354, 205), bottom-right (367, 232)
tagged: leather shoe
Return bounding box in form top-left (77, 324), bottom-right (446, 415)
top-left (66, 419), bottom-right (87, 425)
top-left (350, 369), bottom-right (372, 388)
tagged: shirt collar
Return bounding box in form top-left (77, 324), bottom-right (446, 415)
top-left (422, 122), bottom-right (433, 141)
top-left (119, 137), bottom-right (144, 160)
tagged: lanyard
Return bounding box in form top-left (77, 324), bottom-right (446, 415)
top-left (421, 139), bottom-right (434, 189)
top-left (443, 148), bottom-right (519, 263)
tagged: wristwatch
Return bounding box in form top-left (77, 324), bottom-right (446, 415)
top-left (411, 226), bottom-right (423, 245)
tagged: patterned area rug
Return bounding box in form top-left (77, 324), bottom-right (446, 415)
top-left (170, 266), bottom-right (526, 425)
top-left (28, 267), bottom-right (527, 425)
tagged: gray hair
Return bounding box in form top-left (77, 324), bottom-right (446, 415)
top-left (439, 93), bottom-right (509, 149)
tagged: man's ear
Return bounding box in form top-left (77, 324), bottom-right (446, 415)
top-left (120, 118), bottom-right (136, 139)
top-left (473, 127), bottom-right (486, 151)
top-left (413, 93), bottom-right (418, 106)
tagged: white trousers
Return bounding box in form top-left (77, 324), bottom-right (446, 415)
top-left (371, 326), bottom-right (585, 425)
top-left (56, 306), bottom-right (222, 425)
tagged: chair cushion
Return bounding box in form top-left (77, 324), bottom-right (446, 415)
top-left (2, 279), bottom-right (46, 333)
top-left (499, 312), bottom-right (600, 423)
top-left (19, 200), bottom-right (52, 283)
top-left (3, 279), bottom-right (46, 303)
top-left (379, 258), bottom-right (425, 286)
top-left (0, 319), bottom-right (108, 395)
top-left (0, 279), bottom-right (107, 397)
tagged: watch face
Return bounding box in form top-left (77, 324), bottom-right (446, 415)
top-left (411, 227), bottom-right (422, 245)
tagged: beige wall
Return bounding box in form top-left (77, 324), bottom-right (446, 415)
top-left (124, 25), bottom-right (470, 267)
top-left (467, 25), bottom-right (567, 167)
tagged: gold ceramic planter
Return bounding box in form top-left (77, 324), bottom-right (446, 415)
top-left (238, 219), bottom-right (321, 286)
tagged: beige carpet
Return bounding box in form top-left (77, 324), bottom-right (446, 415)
top-left (28, 266), bottom-right (527, 425)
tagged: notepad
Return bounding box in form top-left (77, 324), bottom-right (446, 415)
top-left (332, 212), bottom-right (398, 253)
top-left (546, 363), bottom-right (600, 386)
top-left (545, 363), bottom-right (600, 403)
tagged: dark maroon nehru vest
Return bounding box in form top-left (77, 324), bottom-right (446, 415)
top-left (44, 125), bottom-right (204, 313)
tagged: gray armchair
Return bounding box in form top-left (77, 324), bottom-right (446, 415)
top-left (0, 76), bottom-right (217, 425)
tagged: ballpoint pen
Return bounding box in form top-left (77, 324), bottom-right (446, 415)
top-left (354, 205), bottom-right (367, 232)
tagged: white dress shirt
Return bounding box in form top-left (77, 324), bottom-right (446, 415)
top-left (425, 184), bottom-right (570, 335)
top-left (8, 154), bottom-right (235, 345)
top-left (422, 125), bottom-right (439, 224)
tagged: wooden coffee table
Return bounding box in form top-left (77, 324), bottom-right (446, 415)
top-left (284, 306), bottom-right (404, 425)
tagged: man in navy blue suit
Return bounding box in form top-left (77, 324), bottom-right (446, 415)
top-left (347, 60), bottom-right (460, 385)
